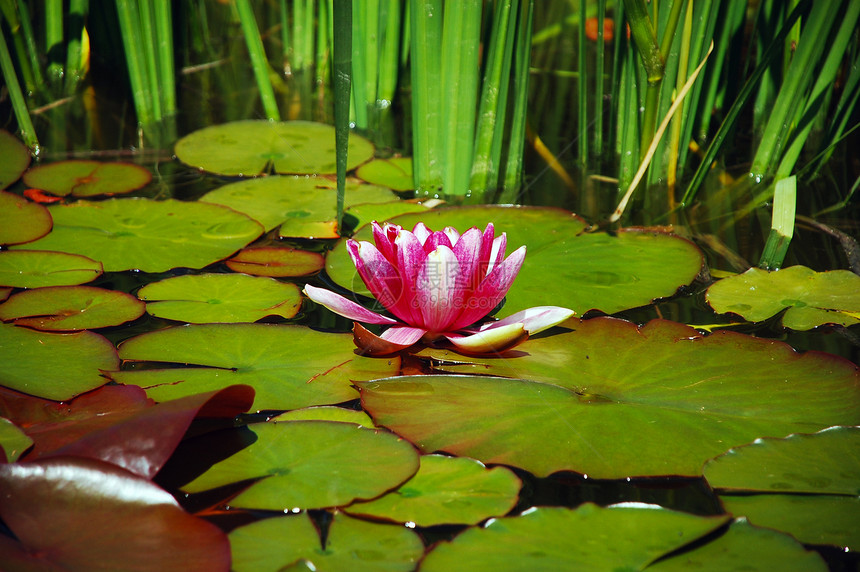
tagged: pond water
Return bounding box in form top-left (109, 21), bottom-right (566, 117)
top-left (1, 1), bottom-right (859, 570)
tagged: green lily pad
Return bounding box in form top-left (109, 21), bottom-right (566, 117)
top-left (343, 200), bottom-right (432, 232)
top-left (420, 504), bottom-right (730, 571)
top-left (0, 285), bottom-right (145, 330)
top-left (326, 206), bottom-right (704, 317)
top-left (182, 420), bottom-right (419, 510)
top-left (225, 246), bottom-right (325, 277)
top-left (270, 406), bottom-right (376, 427)
top-left (12, 198), bottom-right (264, 272)
top-left (355, 157), bottom-right (414, 191)
top-left (137, 273), bottom-right (301, 323)
top-left (0, 417), bottom-right (33, 462)
top-left (174, 120), bottom-right (375, 176)
top-left (706, 266), bottom-right (860, 330)
top-left (0, 130), bottom-right (30, 190)
top-left (113, 323), bottom-right (400, 411)
top-left (0, 191), bottom-right (52, 245)
top-left (22, 160), bottom-right (152, 197)
top-left (704, 427), bottom-right (860, 549)
top-left (0, 323), bottom-right (119, 400)
top-left (229, 512), bottom-right (423, 572)
top-left (649, 518), bottom-right (827, 571)
top-left (199, 176), bottom-right (396, 237)
top-left (345, 454), bottom-right (521, 526)
top-left (0, 251), bottom-right (102, 288)
top-left (358, 318), bottom-right (860, 478)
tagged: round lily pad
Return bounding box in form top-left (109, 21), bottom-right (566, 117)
top-left (200, 176), bottom-right (397, 237)
top-left (22, 160), bottom-right (152, 197)
top-left (174, 120), bottom-right (375, 176)
top-left (137, 273), bottom-right (301, 323)
top-left (113, 323), bottom-right (400, 411)
top-left (0, 130), bottom-right (30, 190)
top-left (182, 420), bottom-right (420, 510)
top-left (270, 406), bottom-right (376, 427)
top-left (706, 266), bottom-right (860, 330)
top-left (355, 157), bottom-right (414, 191)
top-left (225, 247), bottom-right (324, 277)
top-left (345, 454), bottom-right (521, 526)
top-left (420, 504), bottom-right (729, 571)
top-left (0, 323), bottom-right (119, 400)
top-left (229, 511), bottom-right (423, 572)
top-left (0, 285), bottom-right (145, 330)
top-left (0, 191), bottom-right (52, 245)
top-left (343, 199), bottom-right (431, 232)
top-left (326, 206), bottom-right (704, 317)
top-left (13, 198), bottom-right (264, 272)
top-left (358, 318), bottom-right (860, 478)
top-left (0, 251), bottom-right (102, 288)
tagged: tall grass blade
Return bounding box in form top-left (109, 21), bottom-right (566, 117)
top-left (500, 0), bottom-right (533, 202)
top-left (410, 0), bottom-right (443, 195)
top-left (63, 0), bottom-right (89, 95)
top-left (235, 0), bottom-right (281, 121)
top-left (116, 0), bottom-right (156, 126)
top-left (0, 22), bottom-right (38, 150)
top-left (45, 0), bottom-right (63, 85)
top-left (153, 0), bottom-right (175, 115)
top-left (758, 175), bottom-right (796, 270)
top-left (332, 0), bottom-right (352, 228)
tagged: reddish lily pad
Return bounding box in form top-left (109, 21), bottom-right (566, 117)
top-left (0, 323), bottom-right (119, 400)
top-left (200, 175), bottom-right (396, 237)
top-left (0, 250), bottom-right (103, 288)
top-left (705, 426), bottom-right (860, 549)
top-left (138, 273), bottom-right (301, 323)
top-left (12, 198), bottom-right (264, 272)
top-left (358, 318), bottom-right (860, 478)
top-left (0, 285), bottom-right (145, 330)
top-left (355, 157), bottom-right (414, 191)
top-left (174, 120), bottom-right (375, 176)
top-left (326, 206), bottom-right (704, 317)
top-left (345, 454), bottom-right (522, 526)
top-left (22, 160), bottom-right (153, 197)
top-left (225, 246), bottom-right (325, 277)
top-left (229, 512), bottom-right (424, 572)
top-left (0, 130), bottom-right (30, 190)
top-left (0, 456), bottom-right (231, 572)
top-left (0, 288), bottom-right (10, 302)
top-left (0, 190), bottom-right (52, 245)
top-left (182, 420), bottom-right (420, 510)
top-left (420, 504), bottom-right (730, 571)
top-left (706, 266), bottom-right (860, 330)
top-left (113, 323), bottom-right (400, 411)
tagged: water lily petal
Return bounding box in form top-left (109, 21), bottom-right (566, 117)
top-left (371, 221), bottom-right (397, 263)
top-left (416, 245), bottom-right (461, 332)
top-left (394, 229), bottom-right (428, 325)
top-left (348, 240), bottom-right (407, 320)
top-left (444, 322), bottom-right (529, 355)
top-left (481, 306), bottom-right (576, 334)
top-left (452, 226), bottom-right (484, 293)
top-left (486, 232), bottom-right (508, 274)
top-left (450, 245), bottom-right (526, 330)
top-left (423, 230), bottom-right (453, 254)
top-left (443, 226), bottom-right (461, 245)
top-left (303, 284), bottom-right (399, 325)
top-left (412, 222), bottom-right (431, 244)
top-left (381, 325), bottom-right (427, 345)
top-left (353, 323), bottom-right (423, 356)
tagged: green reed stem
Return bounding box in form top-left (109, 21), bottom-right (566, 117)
top-left (63, 0), bottom-right (88, 95)
top-left (44, 0), bottom-right (63, 85)
top-left (153, 0), bottom-right (175, 116)
top-left (332, 0), bottom-right (352, 228)
top-left (235, 0), bottom-right (280, 121)
top-left (758, 175), bottom-right (796, 270)
top-left (0, 24), bottom-right (38, 150)
top-left (138, 1), bottom-right (162, 121)
top-left (4, 0), bottom-right (43, 92)
top-left (116, 0), bottom-right (155, 126)
top-left (500, 0), bottom-right (533, 202)
top-left (576, 0), bottom-right (587, 167)
top-left (315, 0), bottom-right (330, 87)
top-left (592, 0), bottom-right (606, 158)
top-left (410, 0), bottom-right (443, 195)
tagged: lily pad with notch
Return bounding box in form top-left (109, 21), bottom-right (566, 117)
top-left (12, 198), bottom-right (264, 272)
top-left (181, 420), bottom-right (420, 510)
top-left (0, 191), bottom-right (52, 245)
top-left (22, 160), bottom-right (152, 197)
top-left (358, 318), bottom-right (860, 479)
top-left (174, 120), bottom-right (375, 176)
top-left (326, 206), bottom-right (704, 317)
top-left (137, 273), bottom-right (301, 323)
top-left (0, 285), bottom-right (145, 330)
top-left (200, 175), bottom-right (397, 238)
top-left (706, 265), bottom-right (860, 330)
top-left (112, 323), bottom-right (400, 411)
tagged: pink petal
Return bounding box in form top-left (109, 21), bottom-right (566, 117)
top-left (412, 222), bottom-right (431, 244)
top-left (353, 323), bottom-right (423, 356)
top-left (415, 245), bottom-right (461, 332)
top-left (481, 306), bottom-right (576, 334)
top-left (393, 229), bottom-right (428, 325)
top-left (348, 240), bottom-right (409, 321)
top-left (423, 231), bottom-right (453, 254)
top-left (303, 284), bottom-right (399, 325)
top-left (452, 226), bottom-right (484, 292)
top-left (371, 221), bottom-right (397, 263)
top-left (486, 233), bottom-right (508, 274)
top-left (444, 322), bottom-right (529, 355)
top-left (449, 245), bottom-right (526, 330)
top-left (380, 325), bottom-right (427, 345)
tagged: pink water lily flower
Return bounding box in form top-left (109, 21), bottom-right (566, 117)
top-left (304, 221), bottom-right (574, 355)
